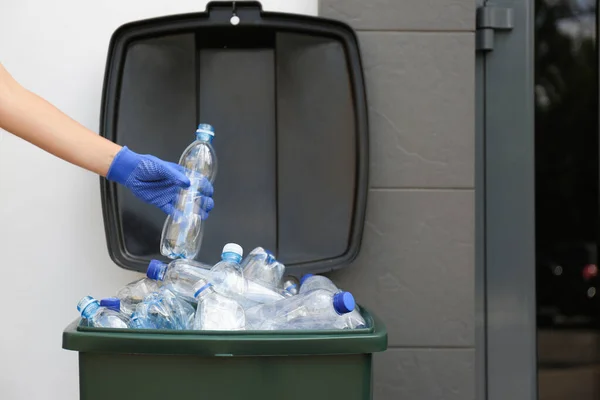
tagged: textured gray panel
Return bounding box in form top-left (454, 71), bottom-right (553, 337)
top-left (359, 32), bottom-right (474, 188)
top-left (374, 349), bottom-right (475, 400)
top-left (331, 189), bottom-right (474, 347)
top-left (320, 0), bottom-right (475, 31)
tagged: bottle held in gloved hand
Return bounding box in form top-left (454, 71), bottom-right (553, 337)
top-left (160, 123), bottom-right (218, 260)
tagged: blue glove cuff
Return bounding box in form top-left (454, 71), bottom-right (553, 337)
top-left (106, 147), bottom-right (141, 185)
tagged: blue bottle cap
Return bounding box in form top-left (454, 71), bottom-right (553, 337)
top-left (100, 298), bottom-right (121, 312)
top-left (300, 274), bottom-right (314, 285)
top-left (147, 260), bottom-right (167, 281)
top-left (333, 292), bottom-right (355, 315)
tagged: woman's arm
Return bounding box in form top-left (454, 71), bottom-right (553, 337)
top-left (0, 62), bottom-right (214, 216)
top-left (0, 62), bottom-right (121, 176)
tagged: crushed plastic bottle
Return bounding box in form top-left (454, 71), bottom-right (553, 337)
top-left (77, 296), bottom-right (130, 329)
top-left (211, 244), bottom-right (285, 308)
top-left (192, 278), bottom-right (245, 331)
top-left (146, 258), bottom-right (212, 303)
top-left (160, 123), bottom-right (218, 260)
top-left (113, 278), bottom-right (161, 316)
top-left (241, 247), bottom-right (285, 289)
top-left (245, 289), bottom-right (355, 330)
top-left (300, 274), bottom-right (367, 329)
top-left (130, 288), bottom-right (194, 330)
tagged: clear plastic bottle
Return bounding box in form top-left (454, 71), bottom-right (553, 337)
top-left (299, 274), bottom-right (367, 329)
top-left (129, 288), bottom-right (194, 330)
top-left (77, 296), bottom-right (130, 329)
top-left (210, 243), bottom-right (246, 293)
top-left (192, 278), bottom-right (246, 331)
top-left (209, 244), bottom-right (258, 308)
top-left (146, 258), bottom-right (212, 303)
top-left (112, 278), bottom-right (161, 316)
top-left (211, 244), bottom-right (285, 308)
top-left (245, 289), bottom-right (355, 330)
top-left (241, 247), bottom-right (286, 289)
top-left (160, 123), bottom-right (218, 260)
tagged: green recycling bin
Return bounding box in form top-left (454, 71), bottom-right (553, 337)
top-left (63, 307), bottom-right (387, 400)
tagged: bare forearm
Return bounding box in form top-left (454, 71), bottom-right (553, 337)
top-left (0, 64), bottom-right (121, 176)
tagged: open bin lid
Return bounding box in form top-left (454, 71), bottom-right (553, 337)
top-left (100, 1), bottom-right (369, 276)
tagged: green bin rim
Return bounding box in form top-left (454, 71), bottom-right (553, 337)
top-left (63, 307), bottom-right (388, 356)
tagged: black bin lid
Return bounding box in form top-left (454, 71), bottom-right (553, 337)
top-left (100, 1), bottom-right (369, 276)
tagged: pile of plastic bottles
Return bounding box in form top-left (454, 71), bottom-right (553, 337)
top-left (77, 123), bottom-right (366, 331)
top-left (77, 244), bottom-right (367, 331)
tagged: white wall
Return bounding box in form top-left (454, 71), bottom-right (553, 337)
top-left (0, 1), bottom-right (317, 399)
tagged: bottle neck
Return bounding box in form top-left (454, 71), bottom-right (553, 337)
top-left (222, 252), bottom-right (242, 264)
top-left (155, 264), bottom-right (168, 281)
top-left (147, 260), bottom-right (168, 281)
top-left (195, 133), bottom-right (214, 143)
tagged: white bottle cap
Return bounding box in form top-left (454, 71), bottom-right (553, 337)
top-left (222, 243), bottom-right (243, 257)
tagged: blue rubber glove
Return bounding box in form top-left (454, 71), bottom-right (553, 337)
top-left (106, 147), bottom-right (214, 217)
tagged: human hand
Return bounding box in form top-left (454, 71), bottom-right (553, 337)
top-left (106, 147), bottom-right (214, 217)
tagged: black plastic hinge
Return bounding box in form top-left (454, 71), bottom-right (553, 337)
top-left (476, 6), bottom-right (514, 52)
